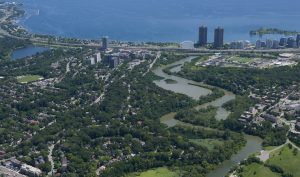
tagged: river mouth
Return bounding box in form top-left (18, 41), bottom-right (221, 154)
top-left (153, 56), bottom-right (262, 177)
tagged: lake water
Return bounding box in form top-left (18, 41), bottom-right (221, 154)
top-left (11, 0), bottom-right (300, 42)
top-left (12, 46), bottom-right (49, 60)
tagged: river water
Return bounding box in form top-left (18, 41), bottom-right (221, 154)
top-left (152, 56), bottom-right (263, 177)
top-left (152, 57), bottom-right (211, 100)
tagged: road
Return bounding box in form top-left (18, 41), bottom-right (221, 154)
top-left (257, 140), bottom-right (288, 162)
top-left (287, 139), bottom-right (300, 151)
top-left (257, 138), bottom-right (300, 162)
top-left (47, 144), bottom-right (55, 176)
top-left (143, 51), bottom-right (160, 76)
top-left (66, 62), bottom-right (70, 73)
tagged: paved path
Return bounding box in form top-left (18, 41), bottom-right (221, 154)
top-left (66, 62), bottom-right (70, 73)
top-left (47, 144), bottom-right (55, 176)
top-left (287, 139), bottom-right (300, 151)
top-left (143, 52), bottom-right (160, 76)
top-left (257, 139), bottom-right (300, 162)
top-left (257, 141), bottom-right (288, 162)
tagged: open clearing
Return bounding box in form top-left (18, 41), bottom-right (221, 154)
top-left (16, 75), bottom-right (43, 83)
top-left (189, 139), bottom-right (223, 150)
top-left (239, 163), bottom-right (280, 177)
top-left (268, 145), bottom-right (300, 177)
top-left (127, 167), bottom-right (179, 177)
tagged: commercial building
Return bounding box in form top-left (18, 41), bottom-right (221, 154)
top-left (287, 37), bottom-right (297, 48)
top-left (214, 27), bottom-right (224, 49)
top-left (230, 41), bottom-right (245, 49)
top-left (266, 39), bottom-right (273, 49)
top-left (272, 40), bottom-right (279, 49)
top-left (93, 52), bottom-right (102, 63)
top-left (90, 57), bottom-right (96, 65)
top-left (261, 41), bottom-right (266, 48)
top-left (88, 52), bottom-right (102, 65)
top-left (109, 56), bottom-right (120, 68)
top-left (279, 37), bottom-right (287, 47)
top-left (255, 40), bottom-right (262, 49)
top-left (101, 36), bottom-right (108, 50)
top-left (297, 34), bottom-right (300, 46)
top-left (198, 25), bottom-right (208, 47)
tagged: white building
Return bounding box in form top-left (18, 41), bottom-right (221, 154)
top-left (20, 164), bottom-right (42, 176)
top-left (266, 39), bottom-right (273, 49)
top-left (93, 52), bottom-right (102, 63)
top-left (180, 41), bottom-right (195, 49)
top-left (90, 57), bottom-right (96, 65)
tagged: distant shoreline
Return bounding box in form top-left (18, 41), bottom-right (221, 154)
top-left (250, 27), bottom-right (300, 36)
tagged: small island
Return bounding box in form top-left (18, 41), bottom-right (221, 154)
top-left (164, 79), bottom-right (178, 84)
top-left (250, 27), bottom-right (300, 36)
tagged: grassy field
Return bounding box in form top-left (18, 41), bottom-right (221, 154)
top-left (189, 139), bottom-right (223, 150)
top-left (263, 146), bottom-right (278, 151)
top-left (268, 145), bottom-right (300, 177)
top-left (238, 145), bottom-right (300, 177)
top-left (127, 167), bottom-right (179, 177)
top-left (227, 56), bottom-right (255, 64)
top-left (239, 163), bottom-right (280, 177)
top-left (17, 75), bottom-right (43, 83)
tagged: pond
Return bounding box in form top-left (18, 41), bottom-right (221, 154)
top-left (11, 46), bottom-right (49, 60)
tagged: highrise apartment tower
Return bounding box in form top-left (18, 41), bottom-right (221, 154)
top-left (214, 27), bottom-right (224, 49)
top-left (198, 25), bottom-right (208, 47)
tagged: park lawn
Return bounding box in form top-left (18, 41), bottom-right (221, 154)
top-left (17, 75), bottom-right (43, 83)
top-left (240, 163), bottom-right (280, 177)
top-left (189, 139), bottom-right (223, 150)
top-left (267, 145), bottom-right (300, 177)
top-left (127, 167), bottom-right (179, 177)
top-left (190, 65), bottom-right (206, 71)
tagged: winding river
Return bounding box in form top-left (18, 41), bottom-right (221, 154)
top-left (152, 56), bottom-right (263, 177)
top-left (11, 46), bottom-right (49, 60)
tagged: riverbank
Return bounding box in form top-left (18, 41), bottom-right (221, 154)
top-left (231, 142), bottom-right (300, 177)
